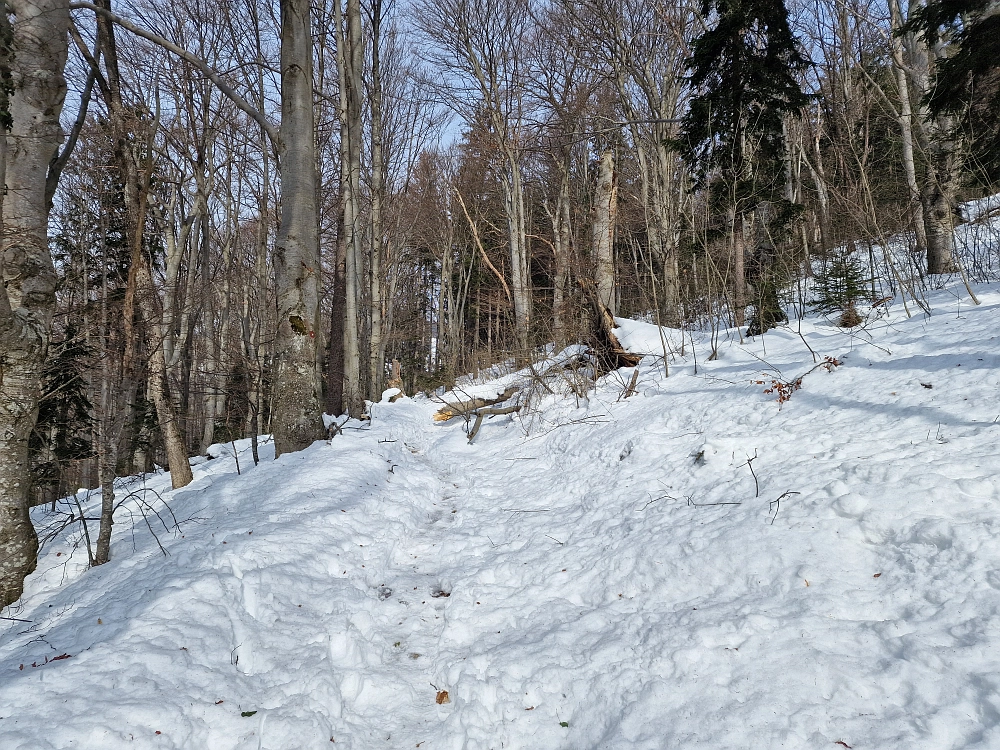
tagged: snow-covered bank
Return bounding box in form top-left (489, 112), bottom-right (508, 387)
top-left (3, 285), bottom-right (1000, 749)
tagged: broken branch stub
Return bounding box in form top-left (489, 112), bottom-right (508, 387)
top-left (467, 403), bottom-right (523, 443)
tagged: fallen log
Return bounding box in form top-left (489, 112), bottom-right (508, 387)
top-left (467, 403), bottom-right (523, 443)
top-left (433, 385), bottom-right (520, 422)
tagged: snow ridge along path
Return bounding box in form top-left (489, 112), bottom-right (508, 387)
top-left (4, 284), bottom-right (1000, 749)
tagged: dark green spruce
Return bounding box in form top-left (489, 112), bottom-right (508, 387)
top-left (677, 0), bottom-right (809, 334)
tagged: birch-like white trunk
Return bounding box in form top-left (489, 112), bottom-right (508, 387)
top-left (550, 159), bottom-right (572, 343)
top-left (921, 121), bottom-right (961, 274)
top-left (503, 153), bottom-right (532, 354)
top-left (0, 0), bottom-right (69, 607)
top-left (899, 2), bottom-right (959, 275)
top-left (592, 150), bottom-right (617, 315)
top-left (888, 0), bottom-right (928, 259)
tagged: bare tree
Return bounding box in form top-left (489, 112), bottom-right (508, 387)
top-left (271, 0), bottom-right (325, 451)
top-left (0, 0), bottom-right (70, 607)
top-left (592, 150), bottom-right (617, 313)
top-left (415, 0), bottom-right (534, 355)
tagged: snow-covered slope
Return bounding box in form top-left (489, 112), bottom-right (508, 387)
top-left (3, 285), bottom-right (1000, 749)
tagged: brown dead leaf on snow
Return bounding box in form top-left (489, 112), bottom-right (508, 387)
top-left (873, 573), bottom-right (882, 578)
top-left (834, 742), bottom-right (853, 749)
top-left (436, 690), bottom-right (450, 704)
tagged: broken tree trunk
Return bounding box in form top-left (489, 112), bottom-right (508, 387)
top-left (433, 386), bottom-right (520, 423)
top-left (580, 279), bottom-right (642, 373)
top-left (467, 403), bottom-right (523, 443)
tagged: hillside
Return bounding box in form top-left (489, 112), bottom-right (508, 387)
top-left (2, 283), bottom-right (1000, 749)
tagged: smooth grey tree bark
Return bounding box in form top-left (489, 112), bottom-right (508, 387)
top-left (335, 0), bottom-right (365, 417)
top-left (271, 0), bottom-right (324, 454)
top-left (592, 150), bottom-right (617, 315)
top-left (367, 0), bottom-right (386, 401)
top-left (0, 0), bottom-right (70, 608)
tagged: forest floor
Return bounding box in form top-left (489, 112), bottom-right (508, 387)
top-left (3, 282), bottom-right (1000, 749)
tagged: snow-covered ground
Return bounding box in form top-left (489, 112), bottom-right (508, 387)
top-left (4, 284), bottom-right (1000, 749)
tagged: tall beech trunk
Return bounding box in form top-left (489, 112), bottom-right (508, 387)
top-left (0, 0), bottom-right (70, 607)
top-left (271, 0), bottom-right (324, 455)
top-left (592, 150), bottom-right (617, 315)
top-left (368, 0), bottom-right (385, 400)
top-left (334, 0), bottom-right (364, 417)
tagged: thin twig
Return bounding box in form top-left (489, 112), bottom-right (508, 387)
top-left (738, 450), bottom-right (760, 497)
top-left (769, 490), bottom-right (800, 525)
top-left (687, 495), bottom-right (741, 507)
top-left (637, 493), bottom-right (675, 511)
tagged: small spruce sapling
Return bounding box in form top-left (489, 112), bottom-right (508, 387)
top-left (810, 247), bottom-right (870, 327)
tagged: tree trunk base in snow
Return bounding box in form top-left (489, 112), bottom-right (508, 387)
top-left (580, 279), bottom-right (642, 373)
top-left (0, 505), bottom-right (38, 608)
top-left (272, 333), bottom-right (324, 457)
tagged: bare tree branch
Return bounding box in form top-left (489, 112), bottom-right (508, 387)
top-left (69, 1), bottom-right (281, 150)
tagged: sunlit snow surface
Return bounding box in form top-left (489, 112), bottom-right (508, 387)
top-left (4, 285), bottom-right (1000, 749)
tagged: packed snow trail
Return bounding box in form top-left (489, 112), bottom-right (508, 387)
top-left (4, 285), bottom-right (1000, 748)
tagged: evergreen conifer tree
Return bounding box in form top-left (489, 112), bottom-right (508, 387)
top-left (908, 0), bottom-right (1000, 184)
top-left (677, 0), bottom-right (809, 332)
top-left (28, 328), bottom-right (93, 506)
top-left (810, 247), bottom-right (870, 327)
